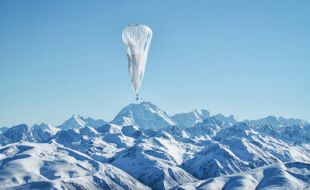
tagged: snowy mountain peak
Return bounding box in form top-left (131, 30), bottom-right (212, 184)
top-left (57, 114), bottom-right (86, 130)
top-left (248, 115), bottom-right (309, 127)
top-left (82, 117), bottom-right (106, 128)
top-left (172, 109), bottom-right (210, 128)
top-left (2, 123), bottom-right (59, 143)
top-left (2, 124), bottom-right (33, 142)
top-left (212, 114), bottom-right (237, 127)
top-left (57, 114), bottom-right (105, 130)
top-left (32, 123), bottom-right (59, 133)
top-left (31, 123), bottom-right (59, 142)
top-left (112, 101), bottom-right (176, 129)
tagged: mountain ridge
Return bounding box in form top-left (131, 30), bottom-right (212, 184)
top-left (0, 101), bottom-right (309, 190)
top-left (1, 101), bottom-right (308, 131)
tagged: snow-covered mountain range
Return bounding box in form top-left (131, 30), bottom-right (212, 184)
top-left (0, 101), bottom-right (309, 190)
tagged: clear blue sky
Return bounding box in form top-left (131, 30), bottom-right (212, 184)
top-left (1, 0), bottom-right (309, 127)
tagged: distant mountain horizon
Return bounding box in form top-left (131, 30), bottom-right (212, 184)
top-left (1, 101), bottom-right (309, 130)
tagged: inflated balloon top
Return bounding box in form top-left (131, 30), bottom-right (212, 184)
top-left (122, 24), bottom-right (153, 101)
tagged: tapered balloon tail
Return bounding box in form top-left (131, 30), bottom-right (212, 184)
top-left (136, 94), bottom-right (139, 101)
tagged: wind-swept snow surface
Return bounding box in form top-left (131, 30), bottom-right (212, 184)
top-left (176, 162), bottom-right (310, 190)
top-left (0, 143), bottom-right (149, 190)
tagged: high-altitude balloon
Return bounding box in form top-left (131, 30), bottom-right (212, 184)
top-left (122, 24), bottom-right (152, 101)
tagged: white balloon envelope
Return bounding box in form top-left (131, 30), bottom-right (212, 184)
top-left (122, 24), bottom-right (153, 100)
